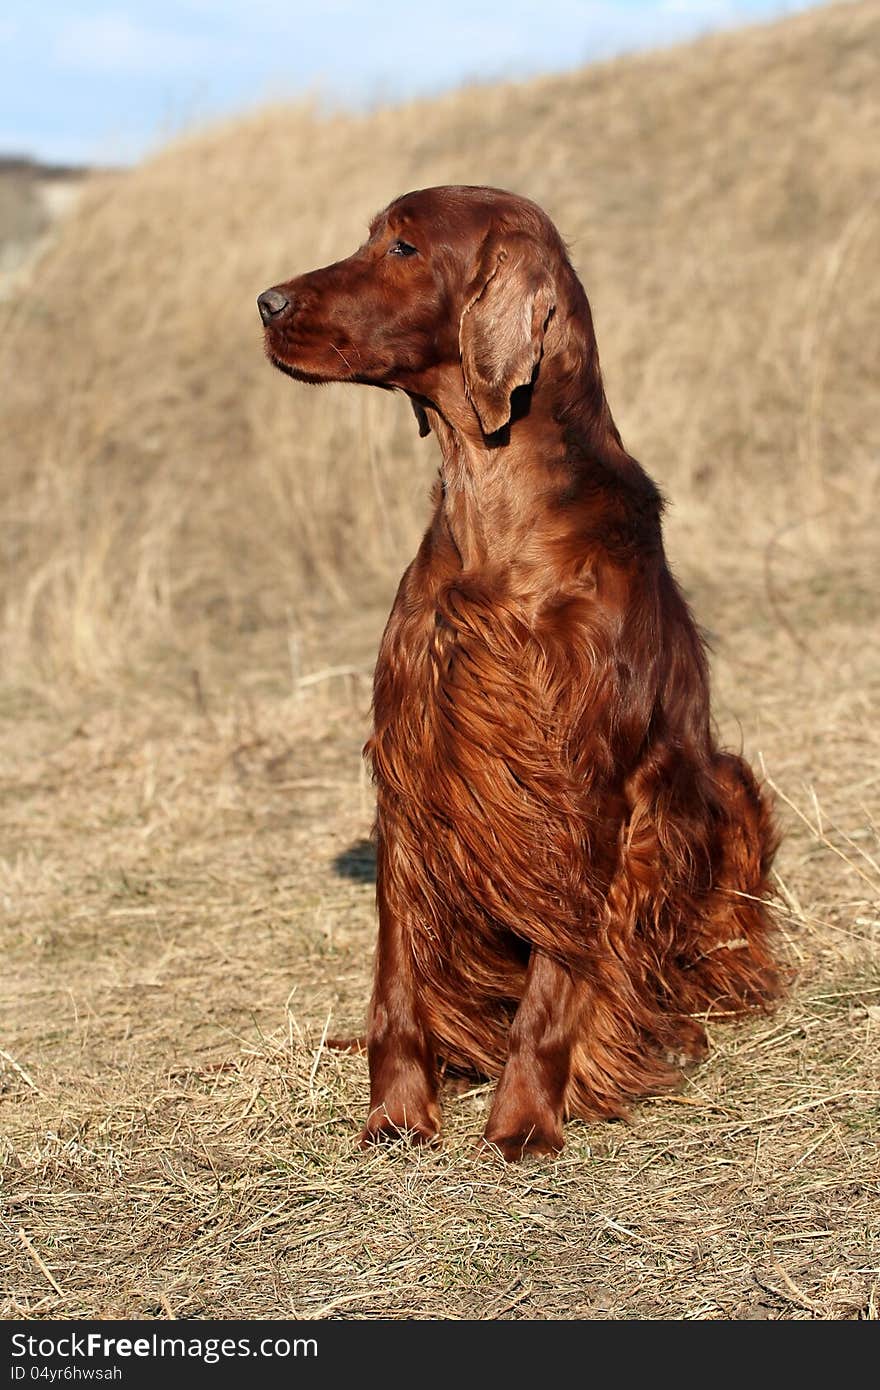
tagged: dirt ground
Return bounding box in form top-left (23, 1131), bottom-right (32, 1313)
top-left (2, 560), bottom-right (878, 1321)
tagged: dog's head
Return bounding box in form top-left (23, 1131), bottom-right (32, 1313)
top-left (259, 185), bottom-right (587, 438)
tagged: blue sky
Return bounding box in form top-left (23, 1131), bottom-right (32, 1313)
top-left (1, 0), bottom-right (819, 165)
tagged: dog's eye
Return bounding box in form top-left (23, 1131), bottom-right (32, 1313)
top-left (388, 239), bottom-right (418, 257)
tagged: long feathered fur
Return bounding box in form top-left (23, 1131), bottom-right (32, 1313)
top-left (260, 184), bottom-right (782, 1155)
top-left (368, 480), bottom-right (780, 1121)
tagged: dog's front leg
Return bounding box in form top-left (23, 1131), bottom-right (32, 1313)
top-left (481, 950), bottom-right (580, 1161)
top-left (360, 833), bottom-right (440, 1147)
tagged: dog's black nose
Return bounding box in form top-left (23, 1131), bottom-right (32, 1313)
top-left (257, 289), bottom-right (290, 324)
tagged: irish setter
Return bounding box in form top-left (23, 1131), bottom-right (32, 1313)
top-left (258, 185), bottom-right (780, 1161)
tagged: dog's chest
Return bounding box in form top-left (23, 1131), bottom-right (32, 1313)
top-left (370, 576), bottom-right (549, 797)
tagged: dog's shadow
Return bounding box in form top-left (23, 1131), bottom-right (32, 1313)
top-left (332, 837), bottom-right (376, 884)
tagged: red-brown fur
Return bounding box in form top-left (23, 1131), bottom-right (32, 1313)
top-left (258, 185), bottom-right (781, 1161)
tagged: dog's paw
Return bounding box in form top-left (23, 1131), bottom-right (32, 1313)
top-left (477, 1119), bottom-right (563, 1163)
top-left (360, 1104), bottom-right (441, 1149)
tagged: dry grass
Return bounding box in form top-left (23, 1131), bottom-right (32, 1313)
top-left (1, 591), bottom-right (878, 1319)
top-left (1, 2), bottom-right (879, 1320)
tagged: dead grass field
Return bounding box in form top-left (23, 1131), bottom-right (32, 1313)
top-left (1, 2), bottom-right (878, 1320)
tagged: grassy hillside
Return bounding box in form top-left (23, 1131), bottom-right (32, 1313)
top-left (1, 0), bottom-right (877, 686)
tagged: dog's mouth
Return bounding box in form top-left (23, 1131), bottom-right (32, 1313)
top-left (264, 328), bottom-right (372, 386)
top-left (267, 350), bottom-right (332, 385)
top-left (263, 322), bottom-right (338, 384)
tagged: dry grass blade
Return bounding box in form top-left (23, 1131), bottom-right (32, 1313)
top-left (762, 769), bottom-right (880, 896)
top-left (0, 1047), bottom-right (44, 1097)
top-left (18, 1229), bottom-right (66, 1299)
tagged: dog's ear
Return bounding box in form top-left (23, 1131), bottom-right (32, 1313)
top-left (459, 233), bottom-right (555, 436)
top-left (410, 399), bottom-right (431, 437)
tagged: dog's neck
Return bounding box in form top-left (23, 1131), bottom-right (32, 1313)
top-left (416, 365), bottom-right (638, 581)
top-left (439, 435), bottom-right (509, 573)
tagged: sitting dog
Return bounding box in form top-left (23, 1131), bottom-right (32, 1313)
top-left (259, 185), bottom-right (780, 1160)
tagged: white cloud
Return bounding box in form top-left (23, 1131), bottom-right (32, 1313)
top-left (660, 0), bottom-right (732, 12)
top-left (52, 10), bottom-right (236, 74)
